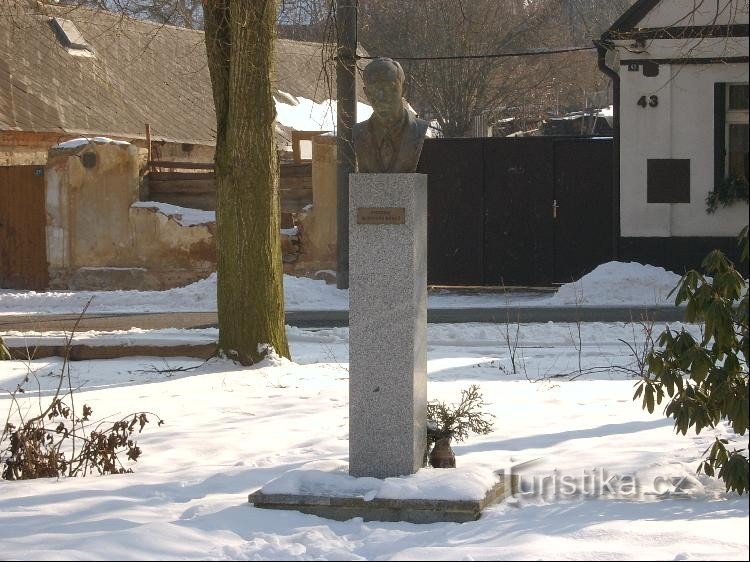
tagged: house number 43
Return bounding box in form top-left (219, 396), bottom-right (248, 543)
top-left (637, 95), bottom-right (658, 108)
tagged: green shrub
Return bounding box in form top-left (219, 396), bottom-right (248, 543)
top-left (706, 177), bottom-right (749, 214)
top-left (635, 225), bottom-right (749, 494)
top-left (425, 384), bottom-right (494, 450)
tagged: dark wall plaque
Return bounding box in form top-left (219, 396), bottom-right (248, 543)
top-left (357, 207), bottom-right (406, 225)
top-left (647, 159), bottom-right (690, 203)
top-left (642, 60), bottom-right (660, 76)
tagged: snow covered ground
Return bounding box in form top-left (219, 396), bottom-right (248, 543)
top-left (1, 263), bottom-right (748, 560)
top-left (0, 261), bottom-right (685, 315)
top-left (1, 322), bottom-right (748, 560)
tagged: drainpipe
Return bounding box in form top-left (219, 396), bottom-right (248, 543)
top-left (595, 39), bottom-right (620, 260)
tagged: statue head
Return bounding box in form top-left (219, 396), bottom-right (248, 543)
top-left (362, 58), bottom-right (405, 123)
top-left (353, 57), bottom-right (428, 173)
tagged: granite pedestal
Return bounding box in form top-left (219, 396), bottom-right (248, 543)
top-left (348, 173), bottom-right (427, 478)
top-left (249, 473), bottom-right (517, 524)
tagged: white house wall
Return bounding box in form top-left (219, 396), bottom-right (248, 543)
top-left (669, 63), bottom-right (748, 236)
top-left (622, 37), bottom-right (748, 60)
top-left (615, 1), bottom-right (748, 238)
top-left (638, 0), bottom-right (747, 28)
top-left (619, 62), bottom-right (748, 237)
top-left (619, 61), bottom-right (673, 237)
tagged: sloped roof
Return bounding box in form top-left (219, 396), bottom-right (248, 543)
top-left (601, 0), bottom-right (749, 40)
top-left (605, 0), bottom-right (661, 35)
top-left (0, 1), bottom-right (356, 144)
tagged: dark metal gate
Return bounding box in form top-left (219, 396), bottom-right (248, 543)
top-left (419, 139), bottom-right (484, 285)
top-left (417, 136), bottom-right (614, 286)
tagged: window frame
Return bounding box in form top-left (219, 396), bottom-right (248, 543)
top-left (725, 83), bottom-right (749, 184)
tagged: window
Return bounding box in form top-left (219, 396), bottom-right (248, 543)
top-left (291, 131), bottom-right (326, 162)
top-left (726, 84), bottom-right (749, 185)
top-left (49, 17), bottom-right (91, 53)
top-left (715, 83), bottom-right (749, 189)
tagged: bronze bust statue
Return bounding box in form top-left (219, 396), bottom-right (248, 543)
top-left (353, 58), bottom-right (429, 173)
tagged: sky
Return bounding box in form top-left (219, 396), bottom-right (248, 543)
top-left (1, 262), bottom-right (748, 560)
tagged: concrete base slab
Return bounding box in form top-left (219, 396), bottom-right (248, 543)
top-left (249, 474), bottom-right (517, 524)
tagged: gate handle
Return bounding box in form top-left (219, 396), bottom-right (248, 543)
top-left (552, 199), bottom-right (559, 219)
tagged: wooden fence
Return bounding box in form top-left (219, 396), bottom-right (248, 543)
top-left (144, 160), bottom-right (313, 225)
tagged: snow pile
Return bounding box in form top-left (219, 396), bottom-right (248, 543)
top-left (1, 260), bottom-right (692, 314)
top-left (548, 262), bottom-right (684, 306)
top-left (1, 327), bottom-right (218, 348)
top-left (261, 459), bottom-right (499, 501)
top-left (0, 273), bottom-right (348, 314)
top-left (282, 274), bottom-right (348, 310)
top-left (131, 201), bottom-right (215, 227)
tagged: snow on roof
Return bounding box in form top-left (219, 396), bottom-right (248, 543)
top-left (1, 4), bottom-right (367, 144)
top-left (54, 137), bottom-right (132, 149)
top-left (275, 96), bottom-right (373, 132)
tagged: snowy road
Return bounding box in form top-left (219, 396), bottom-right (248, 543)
top-left (0, 304), bottom-right (688, 333)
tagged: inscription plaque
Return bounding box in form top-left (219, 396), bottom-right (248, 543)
top-left (357, 207), bottom-right (406, 225)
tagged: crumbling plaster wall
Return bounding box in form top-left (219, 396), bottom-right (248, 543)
top-left (130, 206), bottom-right (216, 288)
top-left (0, 132), bottom-right (60, 166)
top-left (42, 135), bottom-right (336, 290)
top-left (45, 139), bottom-right (215, 290)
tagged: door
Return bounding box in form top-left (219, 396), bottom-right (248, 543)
top-left (553, 139), bottom-right (614, 283)
top-left (0, 166), bottom-right (48, 290)
top-left (483, 138), bottom-right (555, 286)
top-left (418, 138), bottom-right (484, 285)
top-left (417, 137), bottom-right (614, 286)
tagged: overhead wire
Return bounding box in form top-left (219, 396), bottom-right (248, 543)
top-left (355, 45), bottom-right (597, 61)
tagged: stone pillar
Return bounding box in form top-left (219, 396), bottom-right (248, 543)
top-left (349, 173), bottom-right (427, 478)
top-left (45, 139), bottom-right (139, 288)
top-left (311, 134), bottom-right (338, 259)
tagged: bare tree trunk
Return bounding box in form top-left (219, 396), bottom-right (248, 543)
top-left (204, 0), bottom-right (290, 364)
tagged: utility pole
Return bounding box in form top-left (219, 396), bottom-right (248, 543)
top-left (336, 0), bottom-right (357, 289)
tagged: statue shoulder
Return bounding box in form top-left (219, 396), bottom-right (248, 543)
top-left (406, 115), bottom-right (429, 142)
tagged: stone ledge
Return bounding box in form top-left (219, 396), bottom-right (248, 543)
top-left (248, 475), bottom-right (517, 524)
top-left (7, 343), bottom-right (217, 360)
